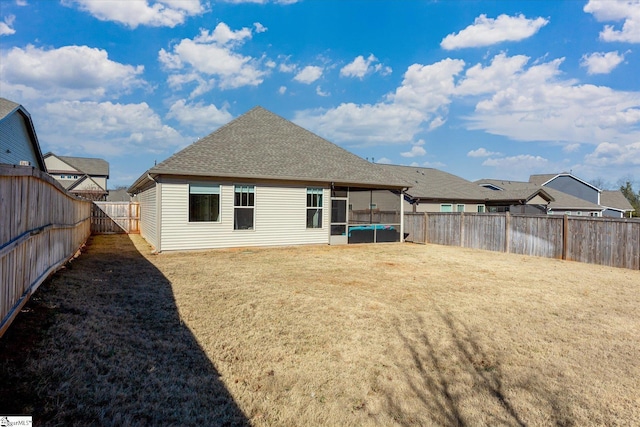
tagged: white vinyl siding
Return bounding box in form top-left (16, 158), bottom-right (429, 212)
top-left (138, 185), bottom-right (158, 249)
top-left (159, 180), bottom-right (330, 251)
top-left (0, 112), bottom-right (41, 168)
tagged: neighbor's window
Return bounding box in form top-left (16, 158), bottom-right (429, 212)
top-left (457, 204), bottom-right (465, 212)
top-left (477, 205), bottom-right (485, 213)
top-left (189, 184), bottom-right (220, 222)
top-left (234, 185), bottom-right (255, 230)
top-left (307, 188), bottom-right (323, 228)
top-left (440, 204), bottom-right (453, 213)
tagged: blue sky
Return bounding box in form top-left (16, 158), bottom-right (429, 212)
top-left (1, 0), bottom-right (639, 188)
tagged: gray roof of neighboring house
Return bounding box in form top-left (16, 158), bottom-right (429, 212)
top-left (130, 106), bottom-right (408, 192)
top-left (381, 165), bottom-right (498, 201)
top-left (601, 190), bottom-right (634, 211)
top-left (107, 188), bottom-right (132, 202)
top-left (44, 153), bottom-right (110, 177)
top-left (474, 179), bottom-right (554, 203)
top-left (477, 179), bottom-right (600, 210)
top-left (0, 97), bottom-right (20, 120)
top-left (0, 97), bottom-right (47, 171)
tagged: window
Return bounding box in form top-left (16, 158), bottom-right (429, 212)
top-left (306, 188), bottom-right (323, 228)
top-left (477, 205), bottom-right (485, 213)
top-left (189, 184), bottom-right (220, 222)
top-left (456, 204), bottom-right (465, 212)
top-left (440, 204), bottom-right (453, 213)
top-left (234, 185), bottom-right (255, 230)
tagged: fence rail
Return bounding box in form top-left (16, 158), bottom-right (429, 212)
top-left (404, 212), bottom-right (640, 270)
top-left (1, 164), bottom-right (92, 337)
top-left (91, 202), bottom-right (139, 234)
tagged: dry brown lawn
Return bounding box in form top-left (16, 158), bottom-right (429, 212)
top-left (1, 234), bottom-right (639, 426)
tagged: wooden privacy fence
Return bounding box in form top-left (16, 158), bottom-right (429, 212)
top-left (0, 164), bottom-right (92, 337)
top-left (91, 202), bottom-right (139, 234)
top-left (404, 212), bottom-right (640, 270)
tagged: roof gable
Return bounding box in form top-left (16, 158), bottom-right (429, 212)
top-left (0, 97), bottom-right (46, 171)
top-left (140, 106), bottom-right (407, 188)
top-left (530, 172), bottom-right (601, 192)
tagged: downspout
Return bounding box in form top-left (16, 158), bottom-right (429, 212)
top-left (400, 187), bottom-right (407, 243)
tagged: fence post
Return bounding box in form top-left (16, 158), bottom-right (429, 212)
top-left (460, 211), bottom-right (465, 248)
top-left (562, 214), bottom-right (568, 260)
top-left (424, 212), bottom-right (428, 244)
top-left (505, 212), bottom-right (511, 253)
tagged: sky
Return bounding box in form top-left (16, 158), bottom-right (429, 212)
top-left (1, 0), bottom-right (639, 189)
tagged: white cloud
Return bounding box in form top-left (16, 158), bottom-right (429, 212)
top-left (36, 100), bottom-right (184, 156)
top-left (456, 52), bottom-right (529, 95)
top-left (294, 103), bottom-right (426, 145)
top-left (463, 53), bottom-right (640, 150)
top-left (340, 54), bottom-right (391, 79)
top-left (467, 147), bottom-right (502, 157)
top-left (254, 22), bottom-right (267, 33)
top-left (158, 22), bottom-right (268, 93)
top-left (294, 65), bottom-right (323, 84)
top-left (315, 86), bottom-right (329, 97)
top-left (16, 0), bottom-right (28, 5)
top-left (166, 99), bottom-right (233, 135)
top-left (482, 154), bottom-right (548, 168)
top-left (64, 0), bottom-right (205, 29)
top-left (441, 14), bottom-right (549, 50)
top-left (563, 143), bottom-right (581, 153)
top-left (376, 157), bottom-right (392, 164)
top-left (0, 14), bottom-right (16, 36)
top-left (584, 141), bottom-right (640, 166)
top-left (278, 85), bottom-right (287, 95)
top-left (400, 145), bottom-right (427, 158)
top-left (584, 0), bottom-right (640, 43)
top-left (293, 58), bottom-right (464, 146)
top-left (0, 44), bottom-right (145, 101)
top-left (580, 51), bottom-right (626, 74)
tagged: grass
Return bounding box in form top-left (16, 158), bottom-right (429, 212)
top-left (1, 234), bottom-right (639, 426)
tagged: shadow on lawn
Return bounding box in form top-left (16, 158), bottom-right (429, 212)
top-left (0, 234), bottom-right (248, 426)
top-left (385, 310), bottom-right (576, 427)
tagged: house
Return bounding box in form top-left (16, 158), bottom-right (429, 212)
top-left (477, 178), bottom-right (603, 217)
top-left (600, 190), bottom-right (635, 218)
top-left (381, 165), bottom-right (553, 214)
top-left (106, 188), bottom-right (132, 202)
top-left (529, 173), bottom-right (601, 206)
top-left (0, 97), bottom-right (46, 171)
top-left (44, 153), bottom-right (109, 200)
top-left (127, 107), bottom-right (409, 252)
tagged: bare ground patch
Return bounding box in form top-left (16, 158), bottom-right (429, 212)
top-left (2, 234), bottom-right (639, 426)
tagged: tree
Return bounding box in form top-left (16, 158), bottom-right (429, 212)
top-left (619, 180), bottom-right (640, 217)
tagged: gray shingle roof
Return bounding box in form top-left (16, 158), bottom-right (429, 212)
top-left (381, 164), bottom-right (498, 200)
top-left (133, 106), bottom-right (408, 190)
top-left (601, 190), bottom-right (634, 211)
top-left (45, 153), bottom-right (110, 176)
top-left (477, 179), bottom-right (600, 210)
top-left (0, 97), bottom-right (20, 121)
top-left (529, 173), bottom-right (560, 186)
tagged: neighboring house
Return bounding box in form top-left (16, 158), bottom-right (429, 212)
top-left (128, 107), bottom-right (409, 252)
top-left (600, 190), bottom-right (635, 218)
top-left (477, 178), bottom-right (602, 217)
top-left (530, 172), bottom-right (601, 206)
top-left (44, 153), bottom-right (109, 200)
top-left (382, 165), bottom-right (553, 214)
top-left (0, 97), bottom-right (46, 171)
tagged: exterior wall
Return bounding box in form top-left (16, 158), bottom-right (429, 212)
top-left (138, 184), bottom-right (158, 249)
top-left (544, 176), bottom-right (599, 205)
top-left (158, 179), bottom-right (330, 251)
top-left (411, 201), bottom-right (486, 213)
top-left (602, 208), bottom-right (623, 218)
top-left (548, 209), bottom-right (601, 217)
top-left (0, 112), bottom-right (40, 168)
top-left (74, 177), bottom-right (105, 191)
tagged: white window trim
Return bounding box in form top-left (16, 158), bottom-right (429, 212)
top-left (188, 183), bottom-right (221, 223)
top-left (234, 184), bottom-right (256, 231)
